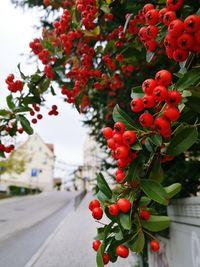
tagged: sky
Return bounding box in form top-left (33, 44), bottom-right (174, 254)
top-left (0, 1), bottom-right (88, 179)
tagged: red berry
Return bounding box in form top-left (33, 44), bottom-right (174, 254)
top-left (117, 198), bottom-right (131, 213)
top-left (116, 245), bottom-right (129, 258)
top-left (107, 138), bottom-right (116, 150)
top-left (18, 128), bottom-right (24, 134)
top-left (168, 19), bottom-right (184, 37)
top-left (143, 95), bottom-right (155, 108)
top-left (31, 118), bottom-right (37, 124)
top-left (103, 127), bottom-right (113, 139)
top-left (163, 106), bottom-right (180, 121)
top-left (155, 70), bottom-right (172, 87)
top-left (184, 15), bottom-right (200, 33)
top-left (92, 207), bottom-right (103, 220)
top-left (146, 25), bottom-right (158, 39)
top-left (145, 39), bottom-right (158, 52)
top-left (152, 86), bottom-right (168, 101)
top-left (92, 240), bottom-right (101, 251)
top-left (116, 172), bottom-right (125, 183)
top-left (142, 79), bottom-right (157, 95)
top-left (115, 146), bottom-right (129, 159)
top-left (177, 33), bottom-right (193, 50)
top-left (159, 8), bottom-right (168, 22)
top-left (145, 9), bottom-right (159, 25)
top-left (140, 210), bottom-right (151, 220)
top-left (143, 3), bottom-right (154, 14)
top-left (167, 90), bottom-right (182, 106)
top-left (154, 116), bottom-right (171, 137)
top-left (113, 133), bottom-right (123, 144)
top-left (122, 130), bottom-right (137, 145)
top-left (150, 240), bottom-right (160, 252)
top-left (166, 0), bottom-right (183, 11)
top-left (163, 11), bottom-right (176, 26)
top-left (131, 98), bottom-right (144, 112)
top-left (108, 204), bottom-right (119, 216)
top-left (114, 121), bottom-right (125, 134)
top-left (37, 114), bottom-right (43, 120)
top-left (139, 112), bottom-right (154, 127)
top-left (103, 253), bottom-right (110, 265)
top-left (173, 48), bottom-right (188, 62)
top-left (89, 199), bottom-right (100, 211)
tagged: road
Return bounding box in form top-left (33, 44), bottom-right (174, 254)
top-left (0, 191), bottom-right (78, 267)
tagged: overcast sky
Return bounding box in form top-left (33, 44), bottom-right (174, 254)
top-left (0, 1), bottom-right (88, 178)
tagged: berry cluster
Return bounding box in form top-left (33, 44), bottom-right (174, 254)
top-left (30, 104), bottom-right (43, 124)
top-left (48, 105), bottom-right (59, 116)
top-left (127, 0), bottom-right (200, 61)
top-left (76, 0), bottom-right (98, 30)
top-left (0, 143), bottom-right (15, 153)
top-left (5, 74), bottom-right (24, 93)
top-left (131, 69), bottom-right (181, 138)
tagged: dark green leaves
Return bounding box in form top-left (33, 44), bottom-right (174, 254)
top-left (142, 215), bottom-right (170, 232)
top-left (97, 173), bottom-right (112, 199)
top-left (130, 231), bottom-right (145, 253)
top-left (112, 105), bottom-right (138, 130)
top-left (124, 155), bottom-right (144, 181)
top-left (167, 127), bottom-right (198, 156)
top-left (17, 115), bottom-right (33, 135)
top-left (96, 243), bottom-right (105, 267)
top-left (118, 212), bottom-right (131, 230)
top-left (6, 95), bottom-right (15, 110)
top-left (140, 179), bottom-right (168, 205)
top-left (176, 67), bottom-right (200, 91)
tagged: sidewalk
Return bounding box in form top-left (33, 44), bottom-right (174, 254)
top-left (32, 193), bottom-right (139, 267)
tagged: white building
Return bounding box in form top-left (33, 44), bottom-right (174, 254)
top-left (0, 134), bottom-right (55, 192)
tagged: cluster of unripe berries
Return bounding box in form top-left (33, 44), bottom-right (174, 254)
top-left (103, 121), bottom-right (138, 173)
top-left (131, 69), bottom-right (181, 138)
top-left (5, 74), bottom-right (23, 93)
top-left (127, 0), bottom-right (200, 61)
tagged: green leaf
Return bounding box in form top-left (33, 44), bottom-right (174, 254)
top-left (131, 142), bottom-right (142, 150)
top-left (131, 86), bottom-right (144, 99)
top-left (97, 173), bottom-right (112, 199)
top-left (138, 196), bottom-right (151, 208)
top-left (146, 51), bottom-right (154, 62)
top-left (112, 105), bottom-right (139, 130)
top-left (151, 134), bottom-right (162, 147)
top-left (164, 183), bottom-right (181, 198)
top-left (142, 215), bottom-right (171, 232)
top-left (96, 190), bottom-right (109, 202)
top-left (0, 109), bottom-right (10, 116)
top-left (118, 212), bottom-right (131, 230)
top-left (176, 67), bottom-right (200, 91)
top-left (74, 92), bottom-right (83, 113)
top-left (6, 95), bottom-right (15, 110)
top-left (17, 115), bottom-right (33, 135)
top-left (124, 155), bottom-right (144, 181)
top-left (149, 159), bottom-right (164, 183)
top-left (100, 4), bottom-right (110, 13)
top-left (17, 63), bottom-right (27, 79)
top-left (50, 85), bottom-right (56, 96)
top-left (186, 94), bottom-right (200, 114)
top-left (167, 127), bottom-right (198, 156)
top-left (140, 179), bottom-right (168, 205)
top-left (145, 137), bottom-right (155, 153)
top-left (38, 78), bottom-right (50, 93)
top-left (115, 229), bottom-right (123, 241)
top-left (0, 149), bottom-right (5, 158)
top-left (96, 243), bottom-right (105, 267)
top-left (130, 231), bottom-right (145, 253)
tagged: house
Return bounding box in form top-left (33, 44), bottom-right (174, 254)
top-left (0, 134), bottom-right (55, 192)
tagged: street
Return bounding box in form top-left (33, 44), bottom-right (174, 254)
top-left (0, 192), bottom-right (77, 267)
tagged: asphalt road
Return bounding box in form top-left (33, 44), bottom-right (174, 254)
top-left (0, 191), bottom-right (77, 267)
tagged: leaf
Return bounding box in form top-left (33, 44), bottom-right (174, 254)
top-left (97, 173), bottom-right (112, 199)
top-left (131, 142), bottom-right (142, 150)
top-left (138, 196), bottom-right (151, 208)
top-left (186, 94), bottom-right (200, 114)
top-left (17, 115), bottom-right (33, 135)
top-left (96, 243), bottom-right (105, 267)
top-left (131, 86), bottom-right (144, 99)
top-left (38, 78), bottom-right (50, 93)
top-left (118, 212), bottom-right (131, 230)
top-left (100, 4), bottom-right (110, 13)
top-left (151, 134), bottom-right (162, 147)
top-left (124, 155), bottom-right (144, 181)
top-left (6, 95), bottom-right (15, 110)
top-left (130, 231), bottom-right (145, 253)
top-left (176, 67), bottom-right (200, 91)
top-left (74, 92), bottom-right (83, 113)
top-left (0, 109), bottom-right (10, 116)
top-left (17, 63), bottom-right (27, 79)
top-left (140, 179), bottom-right (168, 206)
top-left (164, 183), bottom-right (181, 198)
top-left (142, 215), bottom-right (171, 232)
top-left (50, 85), bottom-right (56, 96)
top-left (146, 51), bottom-right (155, 62)
top-left (115, 229), bottom-right (123, 241)
top-left (145, 137), bottom-right (155, 153)
top-left (112, 105), bottom-right (139, 130)
top-left (149, 159), bottom-right (164, 183)
top-left (96, 190), bottom-right (109, 202)
top-left (166, 127), bottom-right (198, 156)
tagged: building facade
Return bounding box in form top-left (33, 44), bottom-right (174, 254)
top-left (0, 134), bottom-right (55, 192)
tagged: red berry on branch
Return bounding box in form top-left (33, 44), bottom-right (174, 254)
top-left (115, 146), bottom-right (129, 159)
top-left (139, 112), bottom-right (154, 127)
top-left (92, 240), bottom-right (101, 251)
top-left (168, 19), bottom-right (184, 37)
top-left (163, 106), bottom-right (180, 121)
top-left (116, 245), bottom-right (129, 258)
top-left (150, 240), bottom-right (160, 252)
top-left (92, 207), bottom-right (103, 220)
top-left (152, 86), bottom-right (168, 101)
top-left (103, 253), bottom-right (110, 265)
top-left (89, 199), bottom-right (100, 211)
top-left (167, 90), bottom-right (182, 106)
top-left (155, 70), bottom-right (172, 87)
top-left (114, 121), bottom-right (125, 134)
top-left (142, 79), bottom-right (157, 95)
top-left (131, 98), bottom-right (144, 113)
top-left (122, 130), bottom-right (137, 145)
top-left (117, 198), bottom-right (131, 213)
top-left (108, 204), bottom-right (119, 216)
top-left (140, 210), bottom-right (151, 220)
top-left (103, 127), bottom-right (113, 139)
top-left (184, 14), bottom-right (200, 33)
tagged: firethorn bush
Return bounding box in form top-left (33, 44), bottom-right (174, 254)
top-left (1, 0), bottom-right (200, 266)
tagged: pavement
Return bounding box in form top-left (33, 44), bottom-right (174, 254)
top-left (31, 193), bottom-right (139, 267)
